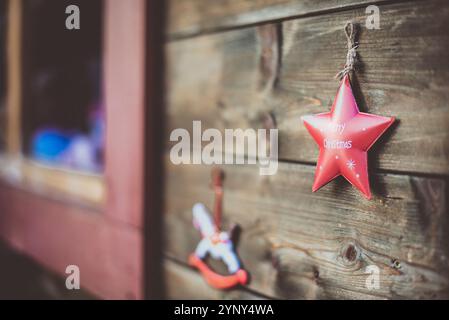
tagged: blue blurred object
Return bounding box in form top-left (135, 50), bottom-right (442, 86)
top-left (32, 129), bottom-right (72, 162)
top-left (31, 105), bottom-right (104, 172)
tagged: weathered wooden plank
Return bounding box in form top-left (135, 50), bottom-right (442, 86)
top-left (164, 160), bottom-right (449, 299)
top-left (164, 258), bottom-right (267, 299)
top-left (167, 0), bottom-right (393, 38)
top-left (166, 0), bottom-right (449, 175)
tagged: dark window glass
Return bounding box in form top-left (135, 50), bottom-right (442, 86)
top-left (22, 0), bottom-right (104, 173)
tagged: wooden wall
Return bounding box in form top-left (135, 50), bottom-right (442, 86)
top-left (164, 0), bottom-right (449, 299)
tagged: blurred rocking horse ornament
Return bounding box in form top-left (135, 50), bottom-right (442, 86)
top-left (188, 168), bottom-right (248, 289)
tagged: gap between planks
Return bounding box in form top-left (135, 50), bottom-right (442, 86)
top-left (167, 0), bottom-right (418, 41)
top-left (163, 148), bottom-right (449, 182)
top-left (164, 254), bottom-right (277, 300)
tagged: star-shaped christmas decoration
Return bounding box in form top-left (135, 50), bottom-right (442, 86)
top-left (302, 75), bottom-right (395, 199)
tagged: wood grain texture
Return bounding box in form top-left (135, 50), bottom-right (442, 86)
top-left (166, 0), bottom-right (449, 175)
top-left (164, 160), bottom-right (449, 299)
top-left (164, 258), bottom-right (267, 299)
top-left (167, 0), bottom-right (392, 38)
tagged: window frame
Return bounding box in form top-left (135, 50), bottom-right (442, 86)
top-left (0, 0), bottom-right (147, 299)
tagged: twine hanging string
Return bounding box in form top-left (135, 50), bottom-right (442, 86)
top-left (211, 168), bottom-right (224, 231)
top-left (335, 22), bottom-right (358, 81)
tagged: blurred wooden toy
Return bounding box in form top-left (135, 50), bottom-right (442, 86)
top-left (188, 168), bottom-right (248, 289)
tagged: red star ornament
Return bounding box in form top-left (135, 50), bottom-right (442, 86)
top-left (301, 75), bottom-right (395, 199)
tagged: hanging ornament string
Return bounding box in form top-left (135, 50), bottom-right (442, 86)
top-left (211, 167), bottom-right (224, 231)
top-left (302, 21), bottom-right (395, 199)
top-left (335, 22), bottom-right (359, 81)
top-left (189, 167), bottom-right (248, 289)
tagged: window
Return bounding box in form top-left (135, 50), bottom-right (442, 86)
top-left (22, 0), bottom-right (104, 173)
top-left (0, 0), bottom-right (150, 299)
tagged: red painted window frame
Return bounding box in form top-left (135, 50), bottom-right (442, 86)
top-left (0, 0), bottom-right (147, 299)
